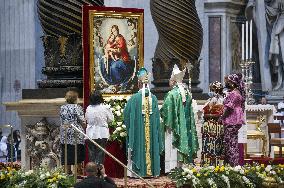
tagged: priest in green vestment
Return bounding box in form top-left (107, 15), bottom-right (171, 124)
top-left (123, 68), bottom-right (163, 177)
top-left (160, 64), bottom-right (199, 172)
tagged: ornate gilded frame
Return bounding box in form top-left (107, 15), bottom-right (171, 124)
top-left (83, 6), bottom-right (144, 104)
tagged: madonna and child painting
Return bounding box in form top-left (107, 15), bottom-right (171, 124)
top-left (91, 15), bottom-right (143, 95)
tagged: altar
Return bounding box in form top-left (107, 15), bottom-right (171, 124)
top-left (245, 104), bottom-right (276, 157)
top-left (4, 98), bottom-right (68, 170)
top-left (192, 103), bottom-right (277, 161)
top-left (4, 97), bottom-right (127, 178)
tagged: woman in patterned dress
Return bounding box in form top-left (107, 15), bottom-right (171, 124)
top-left (202, 81), bottom-right (225, 166)
top-left (220, 73), bottom-right (245, 166)
top-left (60, 89), bottom-right (86, 174)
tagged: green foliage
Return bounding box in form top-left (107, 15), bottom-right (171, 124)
top-left (0, 164), bottom-right (74, 188)
top-left (169, 163), bottom-right (284, 188)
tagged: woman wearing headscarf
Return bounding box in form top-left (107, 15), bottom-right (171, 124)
top-left (202, 81), bottom-right (225, 166)
top-left (220, 73), bottom-right (245, 166)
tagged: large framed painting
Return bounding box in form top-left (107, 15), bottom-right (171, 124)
top-left (83, 6), bottom-right (144, 102)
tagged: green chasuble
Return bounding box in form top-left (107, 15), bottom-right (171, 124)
top-left (124, 90), bottom-right (164, 177)
top-left (160, 86), bottom-right (199, 163)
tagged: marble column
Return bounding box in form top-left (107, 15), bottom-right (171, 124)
top-left (202, 0), bottom-right (245, 92)
top-left (0, 0), bottom-right (36, 131)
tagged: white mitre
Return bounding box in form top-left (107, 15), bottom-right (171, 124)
top-left (170, 64), bottom-right (186, 83)
top-left (170, 64), bottom-right (187, 102)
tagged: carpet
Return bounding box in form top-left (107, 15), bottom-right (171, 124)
top-left (113, 176), bottom-right (176, 188)
top-left (245, 157), bottom-right (284, 165)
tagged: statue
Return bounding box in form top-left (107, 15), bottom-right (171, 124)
top-left (25, 118), bottom-right (60, 169)
top-left (246, 0), bottom-right (284, 91)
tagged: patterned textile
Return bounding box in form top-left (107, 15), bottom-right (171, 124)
top-left (222, 90), bottom-right (245, 126)
top-left (201, 117), bottom-right (224, 166)
top-left (227, 73), bottom-right (245, 100)
top-left (202, 96), bottom-right (224, 166)
top-left (221, 89), bottom-right (245, 166)
top-left (224, 124), bottom-right (242, 166)
top-left (60, 104), bottom-right (85, 145)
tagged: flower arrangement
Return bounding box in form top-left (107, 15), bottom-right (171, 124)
top-left (111, 122), bottom-right (127, 143)
top-left (104, 95), bottom-right (130, 143)
top-left (169, 163), bottom-right (284, 188)
top-left (0, 162), bottom-right (21, 171)
top-left (0, 165), bottom-right (73, 188)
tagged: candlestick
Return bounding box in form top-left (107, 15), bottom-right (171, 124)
top-left (250, 20), bottom-right (252, 59)
top-left (246, 21), bottom-right (249, 60)
top-left (242, 24), bottom-right (244, 61)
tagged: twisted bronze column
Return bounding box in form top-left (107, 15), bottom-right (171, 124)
top-left (150, 0), bottom-right (203, 98)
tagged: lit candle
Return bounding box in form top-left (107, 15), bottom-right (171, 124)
top-left (250, 20), bottom-right (252, 60)
top-left (246, 21), bottom-right (249, 60)
top-left (242, 24), bottom-right (244, 61)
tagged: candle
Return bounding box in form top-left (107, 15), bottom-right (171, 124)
top-left (242, 24), bottom-right (244, 61)
top-left (250, 20), bottom-right (252, 59)
top-left (246, 21), bottom-right (249, 60)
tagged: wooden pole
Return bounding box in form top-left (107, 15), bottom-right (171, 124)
top-left (74, 131), bottom-right (78, 183)
top-left (64, 125), bottom-right (68, 174)
top-left (10, 126), bottom-right (13, 167)
top-left (124, 167), bottom-right (127, 188)
top-left (69, 124), bottom-right (154, 188)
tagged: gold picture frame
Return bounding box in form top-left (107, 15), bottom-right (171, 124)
top-left (83, 6), bottom-right (144, 98)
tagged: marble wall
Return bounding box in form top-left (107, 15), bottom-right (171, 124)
top-left (0, 0), bottom-right (36, 132)
top-left (202, 0), bottom-right (245, 92)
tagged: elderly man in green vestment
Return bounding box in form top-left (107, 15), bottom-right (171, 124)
top-left (124, 68), bottom-right (163, 177)
top-left (161, 64), bottom-right (199, 173)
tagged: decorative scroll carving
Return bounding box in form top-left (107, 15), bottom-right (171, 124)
top-left (37, 0), bottom-right (104, 88)
top-left (37, 34), bottom-right (83, 88)
top-left (25, 118), bottom-right (60, 169)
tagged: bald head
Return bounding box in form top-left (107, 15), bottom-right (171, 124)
top-left (85, 162), bottom-right (98, 176)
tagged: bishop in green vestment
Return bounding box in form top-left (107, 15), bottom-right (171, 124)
top-left (161, 64), bottom-right (199, 172)
top-left (124, 68), bottom-right (163, 177)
